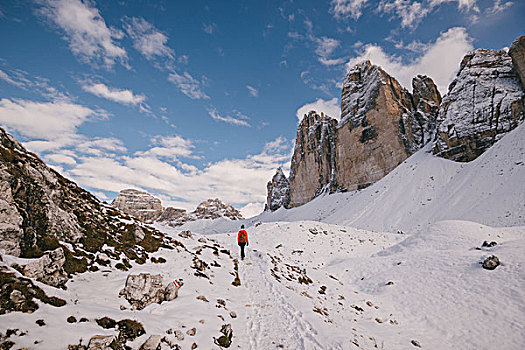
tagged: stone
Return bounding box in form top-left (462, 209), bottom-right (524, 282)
top-left (186, 327), bottom-right (196, 336)
top-left (139, 335), bottom-right (162, 350)
top-left (21, 248), bottom-right (68, 288)
top-left (214, 324), bottom-right (233, 348)
top-left (87, 335), bottom-right (117, 350)
top-left (482, 241), bottom-right (497, 248)
top-left (112, 189), bottom-right (163, 223)
top-left (433, 49), bottom-right (524, 161)
top-left (178, 230), bottom-right (193, 239)
top-left (411, 339), bottom-right (421, 347)
top-left (67, 316), bottom-right (77, 323)
top-left (132, 225), bottom-right (146, 242)
top-left (509, 35), bottom-right (525, 88)
top-left (265, 167), bottom-right (290, 211)
top-left (175, 330), bottom-right (184, 341)
top-left (482, 255), bottom-right (500, 270)
top-left (191, 343), bottom-right (198, 349)
top-left (119, 273), bottom-right (182, 310)
top-left (229, 311), bottom-right (237, 318)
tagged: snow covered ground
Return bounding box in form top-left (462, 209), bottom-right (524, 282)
top-left (1, 124), bottom-right (524, 349)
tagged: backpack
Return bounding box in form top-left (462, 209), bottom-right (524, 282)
top-left (239, 230), bottom-right (247, 243)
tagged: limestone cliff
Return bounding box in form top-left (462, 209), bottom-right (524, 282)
top-left (509, 35), bottom-right (525, 88)
top-left (112, 189), bottom-right (163, 223)
top-left (285, 62), bottom-right (440, 207)
top-left (433, 49), bottom-right (524, 161)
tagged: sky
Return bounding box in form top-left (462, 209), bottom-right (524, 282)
top-left (0, 0), bottom-right (523, 218)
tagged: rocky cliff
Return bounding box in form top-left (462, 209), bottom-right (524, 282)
top-left (0, 127), bottom-right (171, 287)
top-left (284, 61), bottom-right (440, 208)
top-left (265, 168), bottom-right (290, 211)
top-left (433, 49), bottom-right (524, 161)
top-left (112, 189), bottom-right (163, 223)
top-left (509, 35), bottom-right (525, 88)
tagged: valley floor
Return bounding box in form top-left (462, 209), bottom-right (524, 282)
top-left (1, 220), bottom-right (524, 349)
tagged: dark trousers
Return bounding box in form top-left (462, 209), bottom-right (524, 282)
top-left (238, 242), bottom-right (246, 259)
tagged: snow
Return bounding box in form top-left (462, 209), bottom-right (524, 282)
top-left (1, 114), bottom-right (524, 349)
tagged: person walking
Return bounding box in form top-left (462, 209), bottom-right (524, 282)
top-left (237, 225), bottom-right (249, 260)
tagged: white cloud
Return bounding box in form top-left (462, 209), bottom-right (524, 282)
top-left (346, 27), bottom-right (473, 94)
top-left (315, 36), bottom-right (340, 58)
top-left (330, 0), bottom-right (370, 20)
top-left (202, 23), bottom-right (217, 34)
top-left (123, 17), bottom-right (174, 60)
top-left (64, 136), bottom-right (292, 212)
top-left (296, 97), bottom-right (340, 122)
top-left (208, 107), bottom-right (251, 127)
top-left (0, 98), bottom-right (97, 140)
top-left (246, 85), bottom-right (259, 97)
top-left (39, 0), bottom-right (127, 68)
top-left (486, 0), bottom-right (513, 14)
top-left (135, 135), bottom-right (195, 160)
top-left (378, 0), bottom-right (430, 28)
top-left (0, 69), bottom-right (24, 87)
top-left (82, 82), bottom-right (146, 105)
top-left (168, 71), bottom-right (209, 99)
top-left (44, 153), bottom-right (77, 166)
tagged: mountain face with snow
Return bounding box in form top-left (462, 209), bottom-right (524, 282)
top-left (433, 48), bottom-right (524, 161)
top-left (112, 189), bottom-right (163, 223)
top-left (509, 35), bottom-right (525, 87)
top-left (159, 198), bottom-right (244, 226)
top-left (287, 61), bottom-right (440, 207)
top-left (265, 167), bottom-right (290, 211)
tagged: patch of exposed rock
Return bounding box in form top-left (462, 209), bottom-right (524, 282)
top-left (157, 207), bottom-right (187, 223)
top-left (286, 61), bottom-right (440, 207)
top-left (265, 168), bottom-right (290, 211)
top-left (112, 189), bottom-right (163, 223)
top-left (20, 247), bottom-right (67, 288)
top-left (433, 48), bottom-right (524, 161)
top-left (119, 273), bottom-right (182, 310)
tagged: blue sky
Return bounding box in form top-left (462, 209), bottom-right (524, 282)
top-left (0, 0), bottom-right (522, 217)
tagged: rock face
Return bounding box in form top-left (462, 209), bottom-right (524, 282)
top-left (433, 49), bottom-right (524, 161)
top-left (265, 168), bottom-right (290, 211)
top-left (119, 273), bottom-right (182, 310)
top-left (112, 189), bottom-right (163, 223)
top-left (286, 61), bottom-right (440, 207)
top-left (157, 207), bottom-right (187, 223)
top-left (21, 247), bottom-right (67, 288)
top-left (509, 35), bottom-right (525, 88)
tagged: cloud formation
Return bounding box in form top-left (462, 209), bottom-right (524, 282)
top-left (39, 0), bottom-right (127, 68)
top-left (123, 17), bottom-right (174, 60)
top-left (82, 82), bottom-right (146, 105)
top-left (246, 85), bottom-right (259, 97)
top-left (207, 107), bottom-right (251, 127)
top-left (168, 71), bottom-right (209, 99)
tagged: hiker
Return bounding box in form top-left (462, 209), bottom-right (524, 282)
top-left (237, 225), bottom-right (249, 260)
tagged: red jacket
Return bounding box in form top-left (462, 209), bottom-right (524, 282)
top-left (238, 230), bottom-right (248, 244)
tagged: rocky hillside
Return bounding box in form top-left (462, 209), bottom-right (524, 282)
top-left (112, 189), bottom-right (163, 223)
top-left (284, 61), bottom-right (440, 208)
top-left (433, 48), bottom-right (524, 161)
top-left (0, 127), bottom-right (172, 287)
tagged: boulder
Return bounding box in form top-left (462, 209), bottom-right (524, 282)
top-left (112, 189), bottom-right (163, 223)
top-left (214, 324), bottom-right (233, 348)
top-left (119, 273), bottom-right (182, 310)
top-left (87, 335), bottom-right (117, 350)
top-left (482, 255), bottom-right (500, 270)
top-left (21, 247), bottom-right (68, 288)
top-left (140, 335), bottom-right (162, 350)
top-left (265, 167), bottom-right (290, 211)
top-left (433, 49), bottom-right (524, 161)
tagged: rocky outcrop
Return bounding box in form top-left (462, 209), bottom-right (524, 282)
top-left (286, 61), bottom-right (440, 207)
top-left (160, 199), bottom-right (243, 227)
top-left (289, 112), bottom-right (338, 207)
top-left (20, 247), bottom-right (67, 288)
top-left (433, 49), bottom-right (524, 161)
top-left (119, 273), bottom-right (182, 310)
top-left (0, 127), bottom-right (170, 285)
top-left (265, 168), bottom-right (290, 211)
top-left (112, 189), bottom-right (163, 223)
top-left (157, 207), bottom-right (186, 223)
top-left (509, 35), bottom-right (525, 88)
